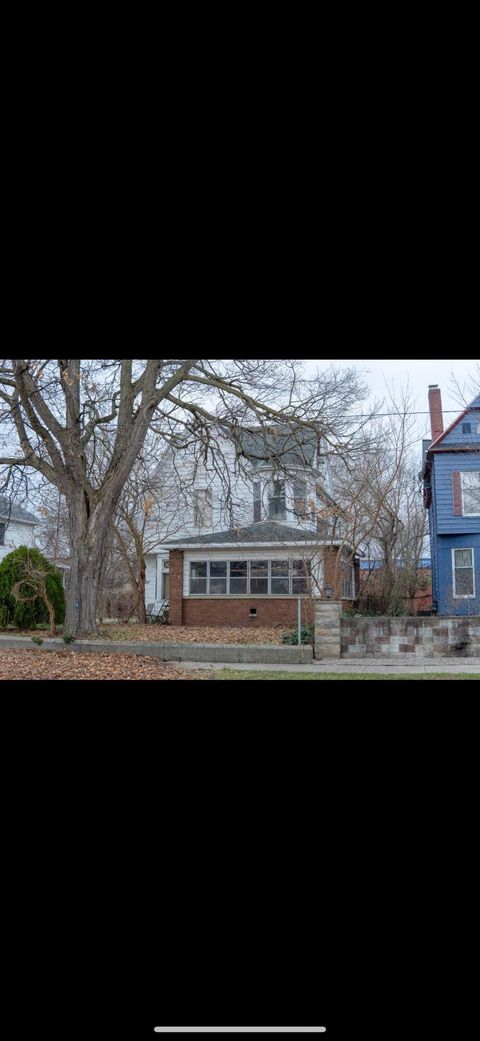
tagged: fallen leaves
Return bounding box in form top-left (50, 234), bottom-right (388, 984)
top-left (0, 649), bottom-right (209, 680)
top-left (96, 623), bottom-right (288, 645)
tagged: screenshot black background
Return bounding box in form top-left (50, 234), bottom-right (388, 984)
top-left (8, 676), bottom-right (440, 1041)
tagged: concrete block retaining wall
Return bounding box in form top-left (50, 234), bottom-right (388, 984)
top-left (340, 615), bottom-right (480, 658)
top-left (0, 635), bottom-right (313, 664)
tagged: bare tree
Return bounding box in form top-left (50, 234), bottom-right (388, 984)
top-left (0, 359), bottom-right (373, 636)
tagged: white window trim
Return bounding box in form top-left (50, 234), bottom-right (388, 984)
top-left (460, 471), bottom-right (480, 517)
top-left (188, 558), bottom-right (311, 596)
top-left (452, 547), bottom-right (476, 599)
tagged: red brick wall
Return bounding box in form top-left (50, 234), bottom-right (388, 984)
top-left (181, 597), bottom-right (315, 628)
top-left (169, 550), bottom-right (184, 625)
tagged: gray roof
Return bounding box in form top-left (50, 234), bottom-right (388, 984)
top-left (239, 427), bottom-right (318, 467)
top-left (164, 520), bottom-right (320, 547)
top-left (0, 496), bottom-right (38, 525)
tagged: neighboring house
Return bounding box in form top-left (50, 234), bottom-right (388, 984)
top-left (0, 497), bottom-right (38, 562)
top-left (359, 557), bottom-right (433, 614)
top-left (144, 427), bottom-right (360, 627)
top-left (423, 386), bottom-right (480, 615)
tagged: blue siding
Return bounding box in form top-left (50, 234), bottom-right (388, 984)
top-left (433, 451), bottom-right (480, 534)
top-left (425, 392), bottom-right (480, 615)
top-left (437, 399), bottom-right (480, 447)
top-left (435, 533), bottom-right (480, 615)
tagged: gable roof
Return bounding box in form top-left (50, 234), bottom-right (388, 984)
top-left (163, 520), bottom-right (321, 548)
top-left (239, 427), bottom-right (318, 467)
top-left (428, 392), bottom-right (480, 451)
top-left (0, 497), bottom-right (38, 525)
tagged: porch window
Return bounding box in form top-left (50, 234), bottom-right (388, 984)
top-left (452, 548), bottom-right (475, 597)
top-left (190, 560), bottom-right (207, 594)
top-left (271, 559), bottom-right (289, 594)
top-left (250, 559), bottom-right (268, 595)
top-left (292, 559), bottom-right (311, 594)
top-left (229, 560), bottom-right (248, 594)
top-left (341, 563), bottom-right (355, 599)
top-left (461, 472), bottom-right (480, 516)
top-left (268, 480), bottom-right (286, 520)
top-left (210, 560), bottom-right (227, 595)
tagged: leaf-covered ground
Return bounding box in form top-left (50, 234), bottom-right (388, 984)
top-left (2, 623), bottom-right (290, 644)
top-left (0, 649), bottom-right (209, 680)
top-left (97, 623), bottom-right (288, 644)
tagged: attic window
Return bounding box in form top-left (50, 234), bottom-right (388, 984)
top-left (268, 480), bottom-right (286, 521)
top-left (462, 422), bottom-right (472, 434)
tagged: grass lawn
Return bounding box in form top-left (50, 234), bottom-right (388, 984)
top-left (212, 670), bottom-right (480, 680)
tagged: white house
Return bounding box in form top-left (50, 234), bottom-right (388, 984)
top-left (143, 427), bottom-right (360, 628)
top-left (0, 497), bottom-right (38, 562)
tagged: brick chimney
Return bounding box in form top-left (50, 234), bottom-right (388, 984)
top-left (428, 385), bottom-right (444, 442)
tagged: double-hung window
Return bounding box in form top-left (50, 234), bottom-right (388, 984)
top-left (461, 472), bottom-right (480, 516)
top-left (452, 548), bottom-right (475, 598)
top-left (250, 560), bottom-right (268, 594)
top-left (293, 479), bottom-right (307, 517)
top-left (268, 480), bottom-right (286, 520)
top-left (229, 561), bottom-right (248, 594)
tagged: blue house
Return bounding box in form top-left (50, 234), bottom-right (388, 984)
top-left (423, 385), bottom-right (480, 615)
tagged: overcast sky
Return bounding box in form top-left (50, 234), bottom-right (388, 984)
top-left (302, 357), bottom-right (478, 451)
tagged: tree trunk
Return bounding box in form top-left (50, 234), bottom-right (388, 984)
top-left (137, 555), bottom-right (146, 624)
top-left (64, 496), bottom-right (109, 637)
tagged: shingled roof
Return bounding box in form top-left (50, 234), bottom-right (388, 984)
top-left (239, 427), bottom-right (318, 467)
top-left (163, 521), bottom-right (319, 547)
top-left (0, 497), bottom-right (38, 525)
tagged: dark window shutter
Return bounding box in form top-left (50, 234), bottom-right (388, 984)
top-left (452, 472), bottom-right (462, 515)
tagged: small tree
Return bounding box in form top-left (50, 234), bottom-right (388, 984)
top-left (0, 546), bottom-right (65, 631)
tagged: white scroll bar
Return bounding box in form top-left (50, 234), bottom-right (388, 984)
top-left (154, 1030), bottom-right (326, 1034)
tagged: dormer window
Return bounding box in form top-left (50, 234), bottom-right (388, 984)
top-left (268, 480), bottom-right (286, 521)
top-left (462, 422), bottom-right (472, 434)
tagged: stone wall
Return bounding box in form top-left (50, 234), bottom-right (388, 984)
top-left (314, 600), bottom-right (341, 659)
top-left (340, 615), bottom-right (480, 658)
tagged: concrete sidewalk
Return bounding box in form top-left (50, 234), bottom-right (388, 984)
top-left (176, 658), bottom-right (480, 674)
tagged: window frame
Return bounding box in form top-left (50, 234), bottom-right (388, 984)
top-left (460, 471), bottom-right (480, 517)
top-left (268, 479), bottom-right (286, 521)
top-left (188, 558), bottom-right (313, 596)
top-left (452, 547), bottom-right (475, 599)
top-left (293, 479), bottom-right (308, 518)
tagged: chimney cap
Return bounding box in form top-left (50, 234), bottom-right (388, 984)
top-left (428, 384), bottom-right (439, 389)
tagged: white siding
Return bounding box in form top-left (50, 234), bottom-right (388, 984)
top-left (0, 520), bottom-right (36, 562)
top-left (144, 555), bottom-right (157, 605)
top-left (144, 437), bottom-right (320, 553)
